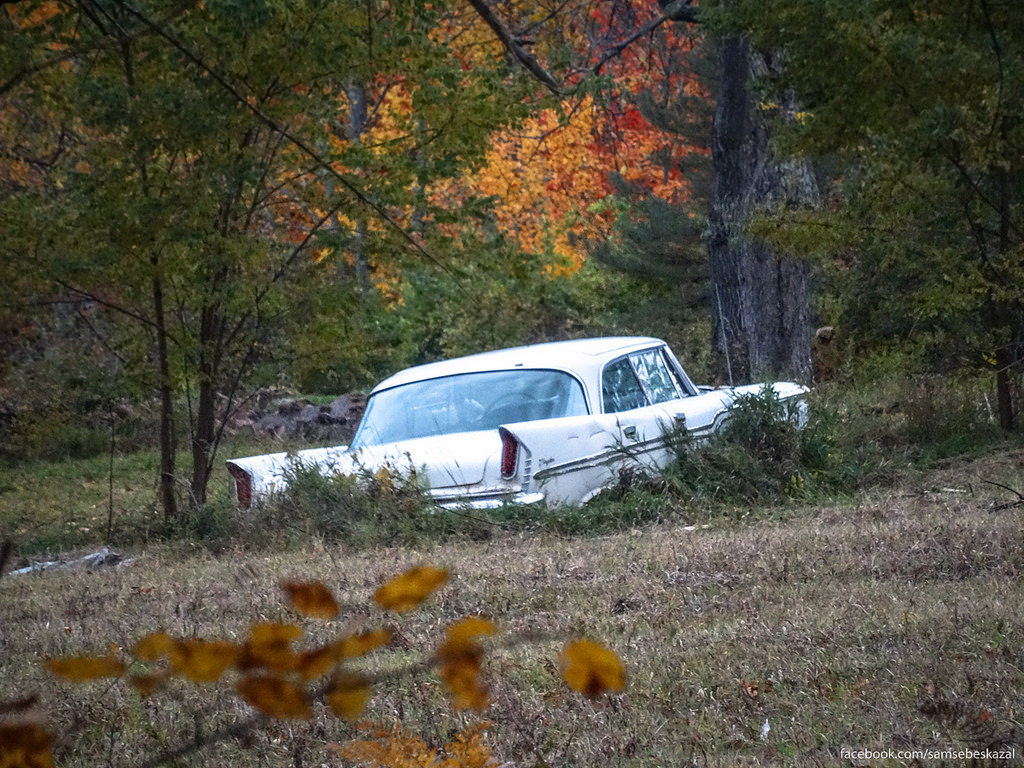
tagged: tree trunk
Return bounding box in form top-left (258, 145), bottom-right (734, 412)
top-left (190, 378), bottom-right (217, 507)
top-left (189, 303), bottom-right (223, 507)
top-left (707, 37), bottom-right (818, 384)
top-left (995, 352), bottom-right (1014, 431)
top-left (152, 267), bottom-right (178, 523)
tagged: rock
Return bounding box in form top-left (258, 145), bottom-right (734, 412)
top-left (255, 413), bottom-right (292, 438)
top-left (276, 398), bottom-right (304, 416)
top-left (221, 389), bottom-right (367, 443)
top-left (329, 394), bottom-right (367, 424)
top-left (296, 404), bottom-right (321, 423)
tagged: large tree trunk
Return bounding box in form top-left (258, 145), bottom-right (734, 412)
top-left (707, 37), bottom-right (819, 384)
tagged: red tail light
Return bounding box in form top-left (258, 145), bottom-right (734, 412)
top-left (499, 428), bottom-right (518, 479)
top-left (226, 462), bottom-right (252, 508)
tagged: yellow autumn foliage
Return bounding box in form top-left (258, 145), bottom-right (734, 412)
top-left (236, 675), bottom-right (313, 720)
top-left (373, 565), bottom-right (449, 613)
top-left (335, 721), bottom-right (499, 768)
top-left (559, 638), bottom-right (626, 698)
top-left (281, 580), bottom-right (340, 619)
top-left (43, 654), bottom-right (125, 683)
top-left (240, 621), bottom-right (303, 672)
top-left (13, 564), bottom-right (626, 766)
top-left (326, 671), bottom-right (374, 721)
top-left (168, 638), bottom-right (240, 682)
top-left (0, 721), bottom-right (54, 768)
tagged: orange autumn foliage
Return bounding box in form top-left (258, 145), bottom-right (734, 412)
top-left (430, 0), bottom-right (704, 271)
top-left (270, 0), bottom-right (707, 297)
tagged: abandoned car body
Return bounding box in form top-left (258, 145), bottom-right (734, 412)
top-left (226, 337), bottom-right (808, 509)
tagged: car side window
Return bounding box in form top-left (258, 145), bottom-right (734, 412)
top-left (602, 357), bottom-right (648, 413)
top-left (632, 348), bottom-right (684, 404)
top-left (659, 348), bottom-right (692, 396)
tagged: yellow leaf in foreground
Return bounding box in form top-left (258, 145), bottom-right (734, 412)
top-left (168, 639), bottom-right (240, 683)
top-left (441, 617), bottom-right (496, 652)
top-left (281, 580), bottom-right (339, 619)
top-left (134, 631), bottom-right (174, 662)
top-left (236, 675), bottom-right (312, 720)
top-left (373, 565), bottom-right (448, 613)
top-left (436, 617), bottom-right (497, 711)
top-left (326, 672), bottom-right (372, 721)
top-left (240, 622), bottom-right (303, 672)
top-left (559, 639), bottom-right (626, 699)
top-left (0, 721), bottom-right (55, 768)
top-left (295, 642), bottom-right (339, 681)
top-left (129, 671), bottom-right (170, 698)
top-left (44, 655), bottom-right (125, 682)
top-left (338, 628), bottom-right (392, 659)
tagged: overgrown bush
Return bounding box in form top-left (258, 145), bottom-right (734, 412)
top-left (184, 463), bottom-right (493, 552)
top-left (664, 386), bottom-right (813, 507)
top-left (587, 384), bottom-right (891, 514)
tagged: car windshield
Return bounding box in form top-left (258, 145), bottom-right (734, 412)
top-left (351, 369), bottom-right (588, 448)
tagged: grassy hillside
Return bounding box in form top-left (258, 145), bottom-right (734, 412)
top-left (2, 450), bottom-right (1022, 766)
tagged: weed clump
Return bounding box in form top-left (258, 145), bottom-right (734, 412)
top-left (185, 463), bottom-right (466, 552)
top-left (259, 463), bottom-right (437, 548)
top-left (590, 386), bottom-right (855, 515)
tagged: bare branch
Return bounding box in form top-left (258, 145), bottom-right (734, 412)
top-left (54, 280), bottom-right (158, 332)
top-left (592, 0), bottom-right (699, 75)
top-left (464, 0), bottom-right (562, 95)
top-left (465, 0), bottom-right (698, 91)
top-left (983, 479), bottom-right (1024, 502)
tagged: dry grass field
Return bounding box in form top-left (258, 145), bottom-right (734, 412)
top-left (3, 449), bottom-right (1023, 766)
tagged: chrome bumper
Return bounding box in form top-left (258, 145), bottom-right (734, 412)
top-left (435, 491), bottom-right (545, 510)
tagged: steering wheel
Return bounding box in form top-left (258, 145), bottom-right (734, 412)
top-left (484, 393), bottom-right (535, 424)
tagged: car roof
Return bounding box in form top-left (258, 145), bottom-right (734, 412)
top-left (371, 336), bottom-right (666, 393)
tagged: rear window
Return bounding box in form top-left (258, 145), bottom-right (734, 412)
top-left (352, 369), bottom-right (588, 447)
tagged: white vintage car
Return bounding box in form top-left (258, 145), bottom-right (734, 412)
top-left (227, 337), bottom-right (808, 509)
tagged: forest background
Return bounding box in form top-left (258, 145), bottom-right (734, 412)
top-left (1, 0), bottom-right (1022, 524)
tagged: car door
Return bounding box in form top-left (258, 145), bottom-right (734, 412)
top-left (600, 349), bottom-right (682, 473)
top-left (601, 346), bottom-right (733, 471)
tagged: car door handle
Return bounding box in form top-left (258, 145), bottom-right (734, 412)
top-left (623, 425), bottom-right (638, 440)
